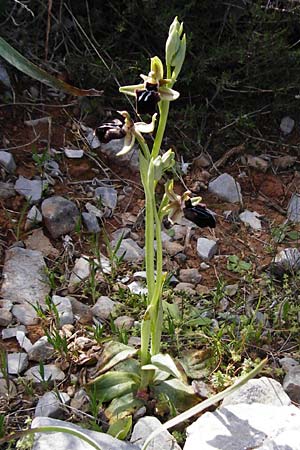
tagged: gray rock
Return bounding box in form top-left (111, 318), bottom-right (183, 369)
top-left (239, 210), bottom-right (262, 231)
top-left (130, 416), bottom-right (181, 450)
top-left (82, 212), bottom-right (101, 233)
top-left (114, 316), bottom-right (135, 330)
top-left (0, 378), bottom-right (17, 397)
top-left (25, 228), bottom-right (60, 258)
top-left (84, 126), bottom-right (101, 149)
top-left (111, 227), bottom-right (131, 241)
top-left (25, 364), bottom-right (65, 383)
top-left (0, 150), bottom-right (16, 173)
top-left (244, 155), bottom-right (270, 172)
top-left (0, 181), bottom-right (15, 199)
top-left (0, 299), bottom-right (12, 309)
top-left (224, 284), bottom-right (238, 296)
top-left (100, 139), bottom-right (139, 172)
top-left (31, 417), bottom-right (139, 450)
top-left (7, 352), bottom-right (28, 375)
top-left (279, 357), bottom-right (299, 373)
top-left (113, 238), bottom-right (144, 262)
top-left (2, 325), bottom-right (26, 339)
top-left (44, 160), bottom-right (62, 178)
top-left (197, 238), bottom-right (218, 260)
top-left (52, 295), bottom-right (74, 328)
top-left (209, 173), bottom-right (242, 203)
top-left (64, 148), bottom-right (84, 158)
top-left (128, 336), bottom-right (141, 347)
top-left (70, 388), bottom-right (90, 412)
top-left (68, 257), bottom-right (91, 289)
top-left (222, 377), bottom-right (291, 407)
top-left (35, 391), bottom-right (70, 418)
top-left (174, 282), bottom-right (197, 294)
top-left (0, 309), bottom-right (12, 326)
top-left (127, 281), bottom-right (148, 295)
top-left (28, 336), bottom-right (54, 362)
top-left (15, 176), bottom-right (44, 204)
top-left (25, 205), bottom-right (43, 230)
top-left (12, 303), bottom-right (41, 325)
top-left (41, 196), bottom-right (80, 238)
top-left (288, 193), bottom-right (300, 223)
top-left (184, 403), bottom-right (300, 450)
top-left (1, 247), bottom-right (49, 309)
top-left (271, 248), bottom-right (300, 275)
top-left (283, 366), bottom-right (300, 403)
top-left (179, 268), bottom-right (202, 284)
top-left (174, 253), bottom-right (187, 264)
top-left (85, 202), bottom-right (103, 219)
top-left (163, 240), bottom-right (184, 256)
top-left (91, 296), bottom-right (118, 320)
top-left (95, 186), bottom-right (118, 210)
top-left (280, 116), bottom-right (295, 135)
top-left (171, 224), bottom-right (187, 240)
top-left (16, 330), bottom-right (33, 352)
top-left (132, 271), bottom-right (148, 280)
top-left (69, 297), bottom-right (92, 323)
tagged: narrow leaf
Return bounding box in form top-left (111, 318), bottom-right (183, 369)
top-left (0, 37), bottom-right (103, 97)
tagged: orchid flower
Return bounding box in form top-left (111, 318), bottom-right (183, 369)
top-left (116, 110), bottom-right (157, 155)
top-left (119, 56), bottom-right (179, 114)
top-left (162, 180), bottom-right (216, 227)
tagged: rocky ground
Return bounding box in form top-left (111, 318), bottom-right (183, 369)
top-left (1, 101), bottom-right (300, 449)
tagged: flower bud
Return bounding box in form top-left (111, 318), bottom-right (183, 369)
top-left (165, 17), bottom-right (186, 78)
top-left (165, 17), bottom-right (181, 67)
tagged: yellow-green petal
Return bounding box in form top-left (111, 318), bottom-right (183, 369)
top-left (119, 84), bottom-right (144, 97)
top-left (135, 113), bottom-right (157, 134)
top-left (150, 56), bottom-right (164, 81)
top-left (117, 133), bottom-right (135, 156)
top-left (159, 86), bottom-right (180, 101)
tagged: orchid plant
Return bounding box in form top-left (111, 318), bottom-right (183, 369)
top-left (90, 17), bottom-right (216, 414)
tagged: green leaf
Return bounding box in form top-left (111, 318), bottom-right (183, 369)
top-left (286, 230), bottom-right (300, 241)
top-left (163, 301), bottom-right (181, 320)
top-left (142, 364), bottom-right (170, 382)
top-left (151, 354), bottom-right (185, 381)
top-left (105, 392), bottom-right (144, 422)
top-left (180, 348), bottom-right (213, 380)
top-left (91, 341), bottom-right (137, 376)
top-left (0, 37), bottom-right (103, 97)
top-left (107, 416), bottom-right (132, 440)
top-left (87, 371), bottom-right (140, 403)
top-left (151, 378), bottom-right (198, 411)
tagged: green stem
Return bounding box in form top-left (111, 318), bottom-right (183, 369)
top-left (150, 202), bottom-right (164, 355)
top-left (152, 100), bottom-right (170, 158)
top-left (137, 98), bottom-right (172, 385)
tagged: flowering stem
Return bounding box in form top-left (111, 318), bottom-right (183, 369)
top-left (137, 103), bottom-right (172, 388)
top-left (151, 100), bottom-right (170, 159)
